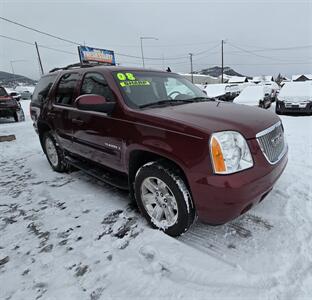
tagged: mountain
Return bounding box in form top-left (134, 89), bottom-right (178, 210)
top-left (198, 66), bottom-right (246, 78)
top-left (0, 71), bottom-right (37, 87)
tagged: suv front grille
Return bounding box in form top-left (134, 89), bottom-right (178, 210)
top-left (256, 121), bottom-right (286, 164)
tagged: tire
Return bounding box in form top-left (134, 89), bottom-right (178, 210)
top-left (42, 132), bottom-right (68, 172)
top-left (134, 161), bottom-right (195, 236)
top-left (13, 109), bottom-right (25, 122)
top-left (275, 107), bottom-right (283, 115)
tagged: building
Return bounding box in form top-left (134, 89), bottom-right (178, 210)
top-left (292, 74), bottom-right (312, 82)
top-left (227, 76), bottom-right (248, 83)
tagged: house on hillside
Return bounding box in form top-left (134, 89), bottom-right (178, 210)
top-left (227, 76), bottom-right (248, 83)
top-left (251, 75), bottom-right (274, 83)
top-left (292, 74), bottom-right (312, 82)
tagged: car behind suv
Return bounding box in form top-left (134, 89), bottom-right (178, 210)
top-left (30, 65), bottom-right (288, 236)
top-left (0, 86), bottom-right (25, 122)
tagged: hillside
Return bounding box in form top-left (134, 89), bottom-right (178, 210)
top-left (198, 66), bottom-right (246, 78)
top-left (0, 71), bottom-right (37, 87)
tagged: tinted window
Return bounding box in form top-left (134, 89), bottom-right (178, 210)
top-left (32, 75), bottom-right (56, 105)
top-left (55, 73), bottom-right (79, 105)
top-left (80, 73), bottom-right (115, 102)
top-left (0, 87), bottom-right (8, 97)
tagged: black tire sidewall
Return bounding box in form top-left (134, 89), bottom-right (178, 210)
top-left (134, 163), bottom-right (194, 236)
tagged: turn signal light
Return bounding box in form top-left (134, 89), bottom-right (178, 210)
top-left (210, 136), bottom-right (226, 173)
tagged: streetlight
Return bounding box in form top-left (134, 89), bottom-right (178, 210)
top-left (140, 36), bottom-right (158, 68)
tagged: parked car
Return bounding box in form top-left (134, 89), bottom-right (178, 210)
top-left (276, 81), bottom-right (312, 115)
top-left (234, 86), bottom-right (271, 108)
top-left (4, 88), bottom-right (21, 101)
top-left (30, 65), bottom-right (288, 236)
top-left (0, 86), bottom-right (25, 122)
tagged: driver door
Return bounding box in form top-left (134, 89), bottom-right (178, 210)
top-left (69, 72), bottom-right (123, 170)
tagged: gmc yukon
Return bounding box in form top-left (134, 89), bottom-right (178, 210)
top-left (30, 65), bottom-right (288, 236)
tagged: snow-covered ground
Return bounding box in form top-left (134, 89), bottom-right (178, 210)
top-left (0, 101), bottom-right (311, 300)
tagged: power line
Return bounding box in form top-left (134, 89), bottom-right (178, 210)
top-left (226, 42), bottom-right (296, 62)
top-left (0, 16), bottom-right (80, 45)
top-left (0, 34), bottom-right (77, 55)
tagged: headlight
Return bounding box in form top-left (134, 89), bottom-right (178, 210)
top-left (210, 131), bottom-right (253, 174)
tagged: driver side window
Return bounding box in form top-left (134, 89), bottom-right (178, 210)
top-left (80, 73), bottom-right (116, 102)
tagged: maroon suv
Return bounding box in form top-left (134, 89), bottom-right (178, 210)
top-left (30, 65), bottom-right (288, 236)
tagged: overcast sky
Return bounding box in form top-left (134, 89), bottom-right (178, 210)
top-left (0, 0), bottom-right (311, 80)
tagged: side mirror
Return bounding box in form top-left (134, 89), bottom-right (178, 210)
top-left (75, 94), bottom-right (115, 114)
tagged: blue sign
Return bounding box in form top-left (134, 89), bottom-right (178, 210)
top-left (78, 46), bottom-right (116, 65)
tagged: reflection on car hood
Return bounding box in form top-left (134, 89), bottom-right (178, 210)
top-left (143, 101), bottom-right (280, 139)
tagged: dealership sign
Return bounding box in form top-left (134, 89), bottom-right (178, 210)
top-left (78, 46), bottom-right (116, 65)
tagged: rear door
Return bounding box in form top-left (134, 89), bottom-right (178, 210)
top-left (69, 72), bottom-right (123, 170)
top-left (49, 72), bottom-right (79, 151)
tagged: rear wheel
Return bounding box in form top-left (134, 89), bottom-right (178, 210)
top-left (134, 161), bottom-right (195, 236)
top-left (14, 109), bottom-right (25, 122)
top-left (43, 132), bottom-right (68, 172)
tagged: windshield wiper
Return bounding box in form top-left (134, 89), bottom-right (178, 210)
top-left (186, 97), bottom-right (215, 102)
top-left (139, 99), bottom-right (195, 109)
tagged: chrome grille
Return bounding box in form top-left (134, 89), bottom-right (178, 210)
top-left (257, 122), bottom-right (286, 164)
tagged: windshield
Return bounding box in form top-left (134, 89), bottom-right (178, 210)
top-left (112, 71), bottom-right (207, 108)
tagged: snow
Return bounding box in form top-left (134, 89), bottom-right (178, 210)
top-left (234, 85), bottom-right (265, 105)
top-left (204, 83), bottom-right (227, 97)
top-left (278, 81), bottom-right (312, 103)
top-left (227, 76), bottom-right (247, 83)
top-left (15, 85), bottom-right (35, 94)
top-left (1, 100), bottom-right (312, 299)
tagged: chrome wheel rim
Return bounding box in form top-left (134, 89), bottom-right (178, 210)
top-left (141, 177), bottom-right (178, 228)
top-left (45, 137), bottom-right (59, 167)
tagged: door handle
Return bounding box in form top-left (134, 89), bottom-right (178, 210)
top-left (47, 112), bottom-right (56, 117)
top-left (72, 118), bottom-right (84, 125)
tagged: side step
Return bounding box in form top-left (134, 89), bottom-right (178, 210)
top-left (66, 156), bottom-right (129, 190)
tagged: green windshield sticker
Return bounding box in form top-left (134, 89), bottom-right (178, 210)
top-left (117, 72), bottom-right (136, 81)
top-left (120, 80), bottom-right (150, 87)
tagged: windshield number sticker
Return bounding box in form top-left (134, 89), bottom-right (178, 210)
top-left (117, 72), bottom-right (136, 81)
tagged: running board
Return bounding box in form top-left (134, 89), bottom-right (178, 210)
top-left (66, 156), bottom-right (129, 190)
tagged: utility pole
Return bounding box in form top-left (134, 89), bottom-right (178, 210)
top-left (35, 42), bottom-right (44, 75)
top-left (140, 38), bottom-right (145, 68)
top-left (10, 61), bottom-right (15, 83)
top-left (189, 53), bottom-right (194, 83)
top-left (221, 39), bottom-right (224, 83)
top-left (140, 36), bottom-right (158, 68)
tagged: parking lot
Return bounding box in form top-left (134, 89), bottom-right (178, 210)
top-left (0, 100), bottom-right (311, 299)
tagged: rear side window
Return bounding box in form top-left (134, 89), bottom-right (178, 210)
top-left (80, 73), bottom-right (116, 102)
top-left (32, 75), bottom-right (56, 105)
top-left (55, 73), bottom-right (79, 106)
top-left (0, 87), bottom-right (8, 97)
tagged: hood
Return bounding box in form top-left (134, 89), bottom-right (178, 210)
top-left (142, 101), bottom-right (280, 139)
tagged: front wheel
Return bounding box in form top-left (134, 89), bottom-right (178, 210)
top-left (134, 162), bottom-right (195, 236)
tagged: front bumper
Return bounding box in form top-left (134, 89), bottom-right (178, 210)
top-left (276, 100), bottom-right (312, 114)
top-left (190, 140), bottom-right (288, 224)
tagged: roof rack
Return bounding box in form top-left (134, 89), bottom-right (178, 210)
top-left (49, 62), bottom-right (111, 73)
